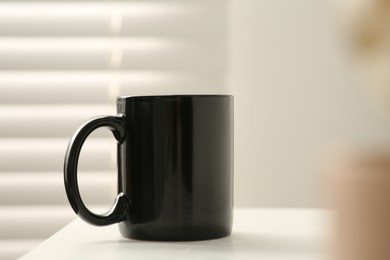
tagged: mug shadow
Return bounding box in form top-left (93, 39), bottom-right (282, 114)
top-left (88, 232), bottom-right (324, 256)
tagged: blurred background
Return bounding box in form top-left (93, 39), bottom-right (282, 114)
top-left (1, 0), bottom-right (390, 259)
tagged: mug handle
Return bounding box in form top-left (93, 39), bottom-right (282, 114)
top-left (64, 116), bottom-right (130, 226)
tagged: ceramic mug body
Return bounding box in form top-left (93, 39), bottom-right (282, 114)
top-left (64, 95), bottom-right (234, 241)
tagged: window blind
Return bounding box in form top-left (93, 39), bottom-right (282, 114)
top-left (0, 1), bottom-right (226, 259)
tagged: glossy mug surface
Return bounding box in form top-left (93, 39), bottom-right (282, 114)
top-left (64, 95), bottom-right (234, 241)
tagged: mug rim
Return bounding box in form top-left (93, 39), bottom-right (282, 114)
top-left (117, 94), bottom-right (233, 102)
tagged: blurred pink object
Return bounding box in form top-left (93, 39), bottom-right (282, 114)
top-left (326, 149), bottom-right (390, 260)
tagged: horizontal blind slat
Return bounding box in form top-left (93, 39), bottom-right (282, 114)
top-left (0, 139), bottom-right (116, 171)
top-left (0, 105), bottom-right (115, 137)
top-left (0, 206), bottom-right (75, 239)
top-left (0, 172), bottom-right (116, 205)
top-left (0, 2), bottom-right (225, 37)
top-left (0, 0), bottom-right (224, 2)
top-left (0, 72), bottom-right (225, 104)
top-left (0, 38), bottom-right (225, 71)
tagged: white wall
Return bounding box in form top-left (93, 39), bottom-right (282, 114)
top-left (228, 0), bottom-right (390, 207)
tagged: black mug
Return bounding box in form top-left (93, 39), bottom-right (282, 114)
top-left (64, 95), bottom-right (234, 241)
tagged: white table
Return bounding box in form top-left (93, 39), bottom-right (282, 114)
top-left (19, 208), bottom-right (330, 260)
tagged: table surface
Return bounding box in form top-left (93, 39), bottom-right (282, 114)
top-left (19, 208), bottom-right (331, 260)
